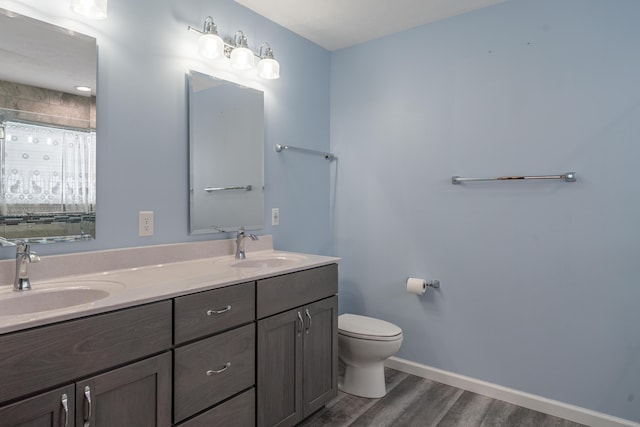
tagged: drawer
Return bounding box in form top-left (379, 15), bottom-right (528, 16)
top-left (0, 301), bottom-right (172, 404)
top-left (257, 264), bottom-right (338, 319)
top-left (174, 281), bottom-right (255, 344)
top-left (177, 388), bottom-right (255, 427)
top-left (174, 323), bottom-right (255, 422)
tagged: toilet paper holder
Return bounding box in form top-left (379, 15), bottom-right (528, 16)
top-left (406, 277), bottom-right (441, 295)
top-left (426, 280), bottom-right (440, 288)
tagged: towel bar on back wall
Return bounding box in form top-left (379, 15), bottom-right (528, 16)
top-left (204, 185), bottom-right (253, 192)
top-left (451, 172), bottom-right (576, 185)
top-left (275, 144), bottom-right (336, 161)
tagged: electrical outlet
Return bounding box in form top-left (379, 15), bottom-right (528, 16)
top-left (271, 208), bottom-right (280, 226)
top-left (139, 211), bottom-right (154, 236)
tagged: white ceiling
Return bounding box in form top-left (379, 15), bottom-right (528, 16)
top-left (234, 0), bottom-right (509, 51)
top-left (0, 8), bottom-right (96, 96)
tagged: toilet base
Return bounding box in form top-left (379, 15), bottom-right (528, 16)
top-left (339, 360), bottom-right (387, 399)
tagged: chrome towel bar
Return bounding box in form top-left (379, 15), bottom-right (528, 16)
top-left (205, 185), bottom-right (253, 192)
top-left (452, 172), bottom-right (576, 185)
top-left (275, 144), bottom-right (336, 161)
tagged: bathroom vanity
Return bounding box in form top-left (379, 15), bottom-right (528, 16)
top-left (0, 240), bottom-right (338, 427)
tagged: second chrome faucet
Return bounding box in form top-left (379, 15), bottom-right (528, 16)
top-left (235, 227), bottom-right (258, 259)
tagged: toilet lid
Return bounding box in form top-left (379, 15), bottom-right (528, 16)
top-left (338, 314), bottom-right (402, 341)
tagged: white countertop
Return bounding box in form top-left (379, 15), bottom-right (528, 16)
top-left (0, 249), bottom-right (339, 334)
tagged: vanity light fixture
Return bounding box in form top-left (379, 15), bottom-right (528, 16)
top-left (188, 17), bottom-right (280, 80)
top-left (69, 0), bottom-right (108, 20)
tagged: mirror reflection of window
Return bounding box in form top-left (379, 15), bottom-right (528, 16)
top-left (1, 121), bottom-right (96, 216)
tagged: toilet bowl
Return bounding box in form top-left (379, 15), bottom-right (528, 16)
top-left (338, 313), bottom-right (403, 398)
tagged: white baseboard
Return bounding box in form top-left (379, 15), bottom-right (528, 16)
top-left (385, 357), bottom-right (640, 427)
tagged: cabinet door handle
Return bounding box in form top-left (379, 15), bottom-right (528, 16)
top-left (305, 308), bottom-right (312, 334)
top-left (207, 305), bottom-right (232, 316)
top-left (61, 393), bottom-right (69, 427)
top-left (206, 362), bottom-right (231, 375)
top-left (83, 386), bottom-right (92, 427)
top-left (297, 311), bottom-right (304, 335)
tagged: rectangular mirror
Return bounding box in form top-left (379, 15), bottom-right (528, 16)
top-left (0, 8), bottom-right (97, 244)
top-left (188, 71), bottom-right (264, 234)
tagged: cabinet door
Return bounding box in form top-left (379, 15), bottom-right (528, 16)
top-left (0, 384), bottom-right (74, 427)
top-left (302, 296), bottom-right (338, 417)
top-left (257, 308), bottom-right (303, 427)
top-left (75, 352), bottom-right (171, 427)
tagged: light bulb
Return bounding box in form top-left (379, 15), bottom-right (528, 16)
top-left (198, 33), bottom-right (224, 59)
top-left (257, 58), bottom-right (280, 79)
top-left (230, 47), bottom-right (255, 70)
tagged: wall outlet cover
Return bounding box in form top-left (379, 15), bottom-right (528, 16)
top-left (139, 211), bottom-right (154, 236)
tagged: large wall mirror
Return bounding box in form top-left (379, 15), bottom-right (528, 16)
top-left (188, 70), bottom-right (264, 234)
top-left (0, 8), bottom-right (97, 244)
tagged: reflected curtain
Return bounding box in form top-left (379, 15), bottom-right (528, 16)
top-left (0, 121), bottom-right (96, 215)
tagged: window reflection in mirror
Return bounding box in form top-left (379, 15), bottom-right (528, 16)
top-left (0, 8), bottom-right (97, 243)
top-left (188, 71), bottom-right (265, 234)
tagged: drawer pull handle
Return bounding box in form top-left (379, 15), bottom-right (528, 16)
top-left (297, 311), bottom-right (304, 336)
top-left (61, 393), bottom-right (69, 427)
top-left (207, 305), bottom-right (232, 316)
top-left (305, 308), bottom-right (312, 334)
top-left (207, 362), bottom-right (231, 375)
top-left (83, 386), bottom-right (92, 427)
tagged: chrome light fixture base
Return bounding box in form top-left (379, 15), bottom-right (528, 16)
top-left (189, 17), bottom-right (280, 80)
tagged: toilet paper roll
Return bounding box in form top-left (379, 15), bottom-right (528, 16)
top-left (406, 277), bottom-right (427, 295)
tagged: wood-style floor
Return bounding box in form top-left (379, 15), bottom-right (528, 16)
top-left (300, 368), bottom-right (587, 427)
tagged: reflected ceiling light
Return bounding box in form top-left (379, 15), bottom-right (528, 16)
top-left (230, 31), bottom-right (254, 70)
top-left (257, 43), bottom-right (280, 80)
top-left (188, 16), bottom-right (224, 60)
top-left (75, 86), bottom-right (92, 92)
top-left (69, 0), bottom-right (108, 20)
top-left (188, 18), bottom-right (281, 80)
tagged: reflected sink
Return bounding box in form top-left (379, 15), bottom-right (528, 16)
top-left (230, 255), bottom-right (306, 269)
top-left (0, 280), bottom-right (123, 316)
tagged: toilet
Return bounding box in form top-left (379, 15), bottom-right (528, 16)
top-left (338, 313), bottom-right (403, 398)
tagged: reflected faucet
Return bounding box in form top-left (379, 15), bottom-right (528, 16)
top-left (14, 242), bottom-right (40, 291)
top-left (0, 237), bottom-right (16, 247)
top-left (235, 227), bottom-right (259, 259)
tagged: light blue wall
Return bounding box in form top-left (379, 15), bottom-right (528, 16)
top-left (331, 0), bottom-right (640, 422)
top-left (0, 0), bottom-right (331, 260)
top-left (3, 0), bottom-right (639, 423)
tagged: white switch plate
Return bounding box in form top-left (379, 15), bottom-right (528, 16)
top-left (139, 211), bottom-right (154, 236)
top-left (271, 208), bottom-right (280, 226)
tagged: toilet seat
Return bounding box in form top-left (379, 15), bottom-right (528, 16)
top-left (338, 314), bottom-right (402, 342)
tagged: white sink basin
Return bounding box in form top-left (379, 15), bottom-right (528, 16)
top-left (0, 280), bottom-right (124, 316)
top-left (230, 255), bottom-right (307, 269)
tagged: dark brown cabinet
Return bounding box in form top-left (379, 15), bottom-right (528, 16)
top-left (0, 263), bottom-right (337, 427)
top-left (75, 352), bottom-right (172, 427)
top-left (256, 264), bottom-right (338, 427)
top-left (257, 297), bottom-right (338, 427)
top-left (174, 323), bottom-right (255, 422)
top-left (0, 384), bottom-right (74, 427)
top-left (0, 353), bottom-right (171, 427)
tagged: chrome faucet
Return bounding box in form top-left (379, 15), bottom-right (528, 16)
top-left (14, 242), bottom-right (40, 291)
top-left (235, 227), bottom-right (259, 259)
